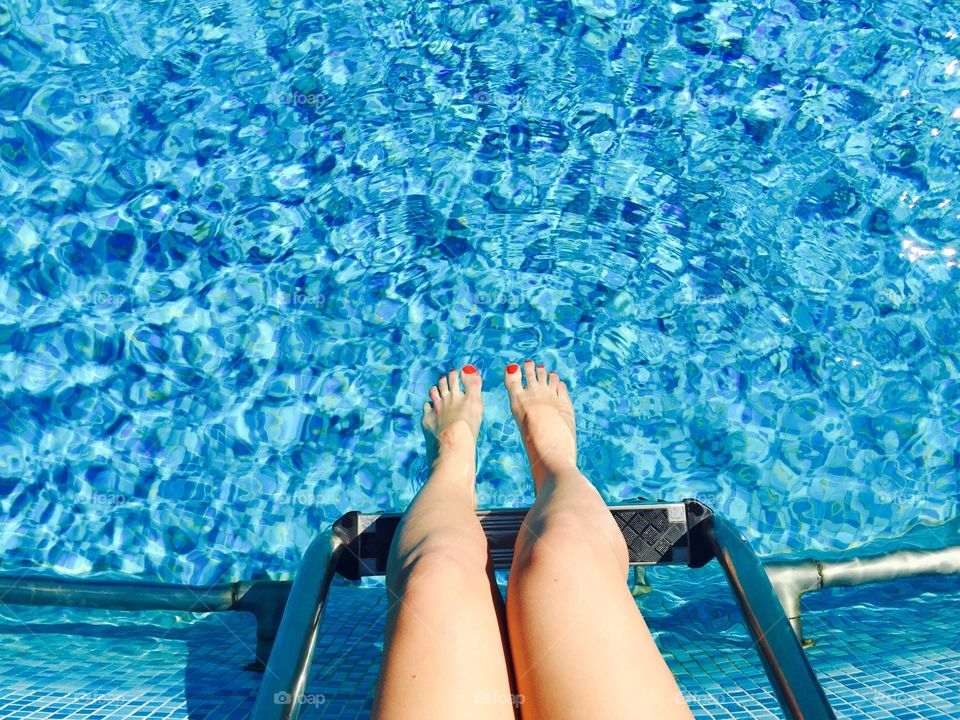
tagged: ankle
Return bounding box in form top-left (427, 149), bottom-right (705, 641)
top-left (526, 444), bottom-right (577, 473)
top-left (429, 423), bottom-right (476, 473)
top-left (530, 460), bottom-right (580, 492)
top-left (436, 420), bottom-right (475, 451)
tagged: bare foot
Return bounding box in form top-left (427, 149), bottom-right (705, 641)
top-left (421, 364), bottom-right (483, 473)
top-left (504, 360), bottom-right (577, 490)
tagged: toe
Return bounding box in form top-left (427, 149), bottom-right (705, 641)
top-left (447, 368), bottom-right (461, 395)
top-left (535, 363), bottom-right (548, 383)
top-left (522, 359), bottom-right (537, 385)
top-left (504, 362), bottom-right (522, 394)
top-left (422, 401), bottom-right (433, 419)
top-left (461, 364), bottom-right (482, 394)
top-left (438, 375), bottom-right (450, 398)
top-left (547, 370), bottom-right (559, 389)
top-left (429, 386), bottom-right (442, 409)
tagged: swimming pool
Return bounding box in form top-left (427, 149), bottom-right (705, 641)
top-left (1, 0), bottom-right (958, 717)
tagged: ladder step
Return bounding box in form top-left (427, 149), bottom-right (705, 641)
top-left (334, 501), bottom-right (707, 580)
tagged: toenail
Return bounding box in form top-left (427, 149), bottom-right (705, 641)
top-left (506, 363), bottom-right (519, 374)
top-left (536, 364), bottom-right (544, 369)
top-left (525, 359), bottom-right (533, 364)
top-left (462, 364), bottom-right (477, 374)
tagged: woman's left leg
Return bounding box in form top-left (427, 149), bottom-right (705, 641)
top-left (372, 366), bottom-right (517, 720)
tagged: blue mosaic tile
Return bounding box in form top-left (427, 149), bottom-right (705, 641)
top-left (2, 570), bottom-right (959, 719)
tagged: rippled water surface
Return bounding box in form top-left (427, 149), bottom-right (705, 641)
top-left (1, 0), bottom-right (959, 582)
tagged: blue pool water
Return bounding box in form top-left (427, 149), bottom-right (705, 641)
top-left (1, 0), bottom-right (959, 597)
top-left (2, 1), bottom-right (960, 718)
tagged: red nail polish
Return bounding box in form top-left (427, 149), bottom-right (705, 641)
top-left (462, 364), bottom-right (477, 374)
top-left (536, 364), bottom-right (544, 369)
top-left (525, 359), bottom-right (533, 364)
top-left (506, 363), bottom-right (519, 374)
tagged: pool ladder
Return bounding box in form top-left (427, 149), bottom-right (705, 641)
top-left (0, 501), bottom-right (837, 720)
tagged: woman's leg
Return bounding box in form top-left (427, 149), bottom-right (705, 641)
top-left (372, 366), bottom-right (518, 720)
top-left (504, 361), bottom-right (693, 720)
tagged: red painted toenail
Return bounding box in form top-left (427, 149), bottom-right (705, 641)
top-left (536, 364), bottom-right (544, 369)
top-left (506, 363), bottom-right (519, 374)
top-left (525, 359), bottom-right (533, 363)
top-left (462, 364), bottom-right (477, 374)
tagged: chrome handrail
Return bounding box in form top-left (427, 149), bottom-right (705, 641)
top-left (251, 530), bottom-right (346, 720)
top-left (704, 515), bottom-right (836, 720)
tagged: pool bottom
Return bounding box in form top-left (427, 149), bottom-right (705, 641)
top-left (0, 567), bottom-right (957, 719)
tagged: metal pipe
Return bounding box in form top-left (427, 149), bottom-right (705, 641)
top-left (707, 515), bottom-right (836, 720)
top-left (822, 547), bottom-right (960, 586)
top-left (0, 575), bottom-right (251, 612)
top-left (765, 545), bottom-right (960, 645)
top-left (763, 561), bottom-right (821, 644)
top-left (0, 574), bottom-right (292, 668)
top-left (252, 530), bottom-right (345, 720)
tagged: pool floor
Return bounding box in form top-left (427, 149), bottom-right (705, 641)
top-left (1, 569), bottom-right (957, 719)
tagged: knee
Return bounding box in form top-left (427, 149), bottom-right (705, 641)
top-left (388, 526), bottom-right (490, 595)
top-left (514, 509), bottom-right (628, 576)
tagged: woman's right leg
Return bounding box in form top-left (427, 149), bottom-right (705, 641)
top-left (372, 367), bottom-right (517, 720)
top-left (504, 360), bottom-right (693, 720)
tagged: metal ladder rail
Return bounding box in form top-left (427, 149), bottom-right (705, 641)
top-left (702, 514), bottom-right (836, 719)
top-left (252, 531), bottom-right (347, 720)
top-left (253, 501), bottom-right (836, 720)
top-left (0, 574), bottom-right (290, 669)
